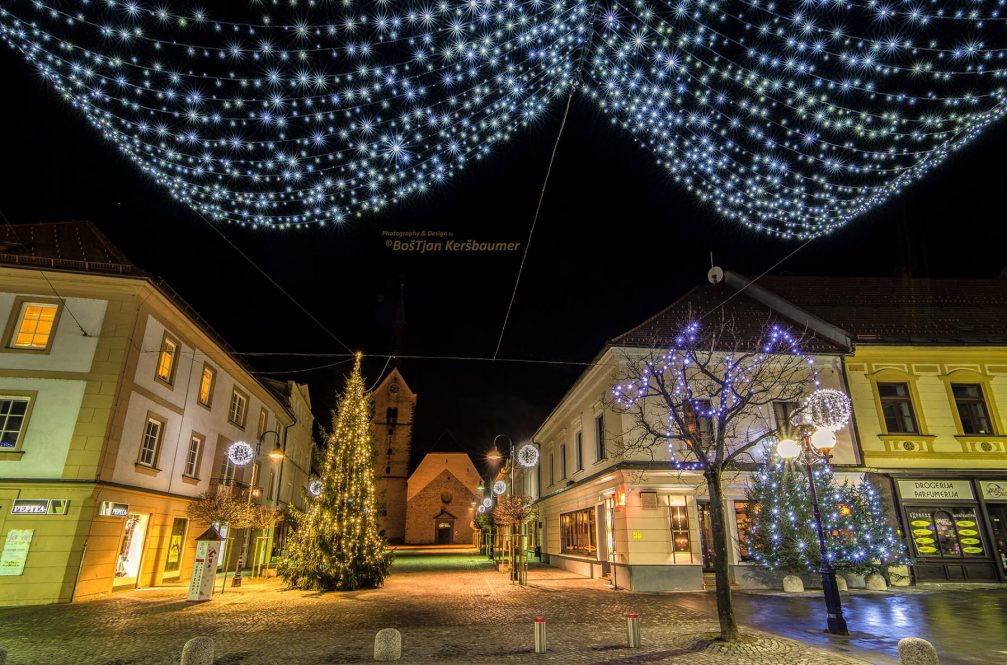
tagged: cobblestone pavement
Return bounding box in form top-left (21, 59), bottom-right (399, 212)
top-left (0, 549), bottom-right (873, 665)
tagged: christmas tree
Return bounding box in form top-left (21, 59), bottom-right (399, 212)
top-left (279, 354), bottom-right (392, 591)
top-left (747, 455), bottom-right (910, 577)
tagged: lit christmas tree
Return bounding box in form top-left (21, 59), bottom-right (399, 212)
top-left (279, 354), bottom-right (392, 591)
top-left (747, 455), bottom-right (910, 578)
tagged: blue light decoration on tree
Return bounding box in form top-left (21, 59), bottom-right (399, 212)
top-left (1, 0), bottom-right (1004, 235)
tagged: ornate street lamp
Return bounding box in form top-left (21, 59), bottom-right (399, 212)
top-left (226, 428), bottom-right (284, 587)
top-left (776, 389), bottom-right (853, 636)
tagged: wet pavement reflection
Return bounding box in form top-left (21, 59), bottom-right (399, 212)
top-left (670, 588), bottom-right (1007, 665)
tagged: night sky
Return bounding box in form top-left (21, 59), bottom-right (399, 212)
top-left (3, 50), bottom-right (1005, 473)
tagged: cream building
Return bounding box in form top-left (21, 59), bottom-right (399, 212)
top-left (0, 221), bottom-right (314, 605)
top-left (532, 276), bottom-right (857, 591)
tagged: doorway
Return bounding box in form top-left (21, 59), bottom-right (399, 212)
top-left (988, 505), bottom-right (1007, 575)
top-left (114, 513), bottom-right (149, 587)
top-left (436, 521), bottom-right (453, 545)
top-left (697, 501), bottom-right (715, 572)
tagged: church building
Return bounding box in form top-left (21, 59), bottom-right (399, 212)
top-left (371, 368), bottom-right (416, 544)
top-left (405, 453), bottom-right (481, 545)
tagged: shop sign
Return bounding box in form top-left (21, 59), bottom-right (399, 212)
top-left (898, 480), bottom-right (974, 501)
top-left (0, 529), bottom-right (34, 576)
top-left (10, 499), bottom-right (69, 515)
top-left (99, 502), bottom-right (129, 517)
top-left (979, 481), bottom-right (1007, 501)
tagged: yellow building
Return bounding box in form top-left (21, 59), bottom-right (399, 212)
top-left (0, 221), bottom-right (314, 605)
top-left (758, 275), bottom-right (1007, 583)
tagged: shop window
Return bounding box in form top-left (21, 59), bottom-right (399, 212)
top-left (184, 433), bottom-right (203, 478)
top-left (734, 501), bottom-right (754, 561)
top-left (595, 414), bottom-right (606, 461)
top-left (228, 388), bottom-right (248, 427)
top-left (560, 507), bottom-right (597, 556)
top-left (197, 364), bottom-right (216, 407)
top-left (952, 384), bottom-right (994, 435)
top-left (137, 416), bottom-right (165, 467)
top-left (8, 301), bottom-right (59, 351)
top-left (670, 505), bottom-right (691, 553)
top-left (878, 383), bottom-right (919, 434)
top-left (906, 506), bottom-right (986, 558)
top-left (0, 395), bottom-right (31, 450)
top-left (156, 333), bottom-right (179, 385)
top-left (163, 517), bottom-right (188, 575)
top-left (115, 513), bottom-right (149, 583)
top-left (575, 431), bottom-right (583, 471)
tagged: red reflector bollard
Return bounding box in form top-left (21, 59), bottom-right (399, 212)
top-left (534, 618), bottom-right (547, 654)
top-left (626, 613), bottom-right (641, 648)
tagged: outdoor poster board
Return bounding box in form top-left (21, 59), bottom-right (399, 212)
top-left (0, 529), bottom-right (34, 576)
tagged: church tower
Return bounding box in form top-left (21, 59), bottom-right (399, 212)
top-left (372, 368), bottom-right (416, 544)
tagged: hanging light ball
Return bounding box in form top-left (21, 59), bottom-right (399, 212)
top-left (492, 480), bottom-right (507, 495)
top-left (811, 428), bottom-right (837, 452)
top-left (517, 444), bottom-right (540, 468)
top-left (227, 441), bottom-right (255, 467)
top-left (482, 498), bottom-right (494, 509)
top-left (777, 438), bottom-right (802, 460)
top-left (806, 389), bottom-right (853, 432)
top-left (478, 505), bottom-right (486, 513)
top-left (308, 480), bottom-right (323, 497)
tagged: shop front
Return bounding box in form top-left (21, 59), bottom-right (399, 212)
top-left (894, 478), bottom-right (1004, 582)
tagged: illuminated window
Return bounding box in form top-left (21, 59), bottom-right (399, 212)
top-left (138, 417), bottom-right (164, 467)
top-left (184, 434), bottom-right (203, 478)
top-left (560, 508), bottom-right (597, 556)
top-left (670, 505), bottom-right (691, 553)
top-left (878, 383), bottom-right (918, 434)
top-left (156, 334), bottom-right (179, 384)
top-left (952, 384), bottom-right (994, 435)
top-left (9, 302), bottom-right (59, 350)
top-left (0, 396), bottom-right (31, 450)
top-left (734, 501), bottom-right (754, 561)
top-left (228, 388), bottom-right (248, 427)
top-left (198, 365), bottom-right (216, 406)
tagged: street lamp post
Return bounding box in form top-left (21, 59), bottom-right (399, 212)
top-left (777, 416), bottom-right (849, 636)
top-left (229, 429), bottom-right (284, 587)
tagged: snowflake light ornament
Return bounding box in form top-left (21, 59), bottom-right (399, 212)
top-left (227, 441), bottom-right (255, 467)
top-left (492, 480), bottom-right (508, 495)
top-left (517, 444), bottom-right (540, 468)
top-left (805, 389), bottom-right (853, 433)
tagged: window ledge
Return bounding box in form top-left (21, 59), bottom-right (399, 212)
top-left (134, 463), bottom-right (161, 476)
top-left (180, 475), bottom-right (200, 485)
top-left (954, 434), bottom-right (1007, 440)
top-left (0, 450), bottom-right (26, 460)
top-left (878, 433), bottom-right (936, 439)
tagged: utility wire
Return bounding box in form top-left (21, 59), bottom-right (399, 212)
top-left (194, 211), bottom-right (355, 354)
top-left (0, 210), bottom-right (90, 337)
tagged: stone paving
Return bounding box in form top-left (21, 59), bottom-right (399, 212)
top-left (0, 549), bottom-right (873, 665)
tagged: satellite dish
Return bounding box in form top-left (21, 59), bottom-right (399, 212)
top-left (707, 266), bottom-right (724, 284)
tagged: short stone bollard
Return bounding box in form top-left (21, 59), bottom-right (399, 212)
top-left (534, 618), bottom-right (547, 654)
top-left (626, 614), bottom-right (641, 648)
top-left (836, 576), bottom-right (849, 592)
top-left (782, 574), bottom-right (805, 593)
top-left (374, 628), bottom-right (402, 662)
top-left (898, 637), bottom-right (940, 665)
top-left (179, 636), bottom-right (214, 665)
top-left (866, 572), bottom-right (888, 591)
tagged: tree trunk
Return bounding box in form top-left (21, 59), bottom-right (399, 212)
top-left (705, 466), bottom-right (739, 641)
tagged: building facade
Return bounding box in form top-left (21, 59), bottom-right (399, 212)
top-left (371, 368), bottom-right (416, 544)
top-left (0, 221), bottom-right (314, 605)
top-left (531, 278), bottom-right (858, 591)
top-left (404, 453), bottom-right (480, 545)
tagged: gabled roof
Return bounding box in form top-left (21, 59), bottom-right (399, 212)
top-left (756, 275), bottom-right (1007, 345)
top-left (609, 281), bottom-right (850, 354)
top-left (407, 453), bottom-right (481, 500)
top-left (0, 221), bottom-right (142, 276)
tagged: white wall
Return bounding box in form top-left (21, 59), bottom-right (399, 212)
top-left (0, 293), bottom-right (106, 373)
top-left (0, 377), bottom-right (86, 478)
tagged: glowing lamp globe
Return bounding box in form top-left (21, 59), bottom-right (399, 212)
top-left (777, 438), bottom-right (801, 460)
top-left (811, 428), bottom-right (837, 453)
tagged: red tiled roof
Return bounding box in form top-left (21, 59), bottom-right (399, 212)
top-left (608, 283), bottom-right (847, 354)
top-left (757, 276), bottom-right (1007, 345)
top-left (0, 221), bottom-right (141, 275)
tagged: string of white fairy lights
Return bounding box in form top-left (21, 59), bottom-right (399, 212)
top-left (1, 0), bottom-right (1004, 237)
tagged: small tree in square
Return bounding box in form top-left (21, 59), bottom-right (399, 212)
top-left (279, 353), bottom-right (392, 591)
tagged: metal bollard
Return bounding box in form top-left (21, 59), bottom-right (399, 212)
top-left (626, 613), bottom-right (641, 648)
top-left (534, 618), bottom-right (547, 654)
